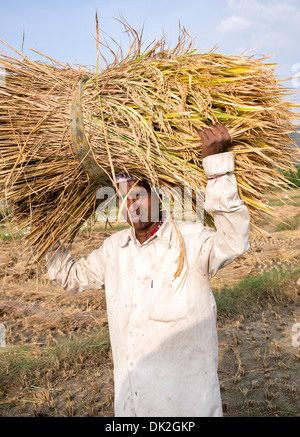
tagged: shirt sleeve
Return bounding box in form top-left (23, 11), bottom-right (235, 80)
top-left (45, 241), bottom-right (106, 292)
top-left (198, 151), bottom-right (251, 278)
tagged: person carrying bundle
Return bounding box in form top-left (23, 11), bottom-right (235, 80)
top-left (46, 123), bottom-right (250, 417)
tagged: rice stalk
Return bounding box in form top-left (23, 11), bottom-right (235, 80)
top-left (0, 23), bottom-right (299, 260)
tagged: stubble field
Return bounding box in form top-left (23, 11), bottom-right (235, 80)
top-left (0, 189), bottom-right (299, 417)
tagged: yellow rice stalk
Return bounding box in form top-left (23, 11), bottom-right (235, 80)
top-left (0, 25), bottom-right (299, 260)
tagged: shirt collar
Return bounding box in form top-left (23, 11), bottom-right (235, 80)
top-left (120, 215), bottom-right (173, 248)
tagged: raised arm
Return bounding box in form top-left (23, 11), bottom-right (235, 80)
top-left (197, 124), bottom-right (251, 278)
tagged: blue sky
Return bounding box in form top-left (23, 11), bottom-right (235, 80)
top-left (0, 0), bottom-right (300, 106)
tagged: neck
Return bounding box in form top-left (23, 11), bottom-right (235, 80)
top-left (134, 221), bottom-right (160, 244)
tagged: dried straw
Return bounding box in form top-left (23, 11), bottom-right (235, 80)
top-left (0, 23), bottom-right (299, 260)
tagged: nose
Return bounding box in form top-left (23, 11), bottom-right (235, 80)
top-left (128, 198), bottom-right (140, 214)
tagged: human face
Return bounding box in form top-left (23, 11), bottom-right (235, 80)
top-left (117, 181), bottom-right (160, 231)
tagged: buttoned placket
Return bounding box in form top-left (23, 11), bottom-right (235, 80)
top-left (126, 239), bottom-right (145, 415)
top-left (125, 232), bottom-right (165, 415)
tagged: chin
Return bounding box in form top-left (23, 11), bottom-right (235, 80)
top-left (132, 221), bottom-right (144, 229)
top-left (131, 220), bottom-right (149, 230)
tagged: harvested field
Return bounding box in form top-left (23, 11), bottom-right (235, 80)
top-left (0, 189), bottom-right (299, 417)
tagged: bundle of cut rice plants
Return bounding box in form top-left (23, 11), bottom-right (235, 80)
top-left (0, 24), bottom-right (299, 260)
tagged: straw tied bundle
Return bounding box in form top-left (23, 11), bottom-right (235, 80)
top-left (0, 29), bottom-right (299, 261)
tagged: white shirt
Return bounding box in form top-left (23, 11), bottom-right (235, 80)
top-left (46, 152), bottom-right (251, 417)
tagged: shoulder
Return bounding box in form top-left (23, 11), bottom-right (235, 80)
top-left (174, 221), bottom-right (216, 247)
top-left (175, 221), bottom-right (212, 236)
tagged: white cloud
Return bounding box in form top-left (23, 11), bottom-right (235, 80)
top-left (214, 0), bottom-right (300, 107)
top-left (218, 15), bottom-right (252, 32)
top-left (218, 0), bottom-right (300, 53)
top-left (224, 0), bottom-right (300, 35)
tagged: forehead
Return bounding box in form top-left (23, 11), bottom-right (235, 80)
top-left (118, 180), bottom-right (150, 195)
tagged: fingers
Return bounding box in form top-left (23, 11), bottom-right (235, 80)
top-left (196, 128), bottom-right (209, 143)
top-left (197, 123), bottom-right (232, 158)
top-left (197, 123), bottom-right (231, 146)
top-left (215, 123), bottom-right (232, 147)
